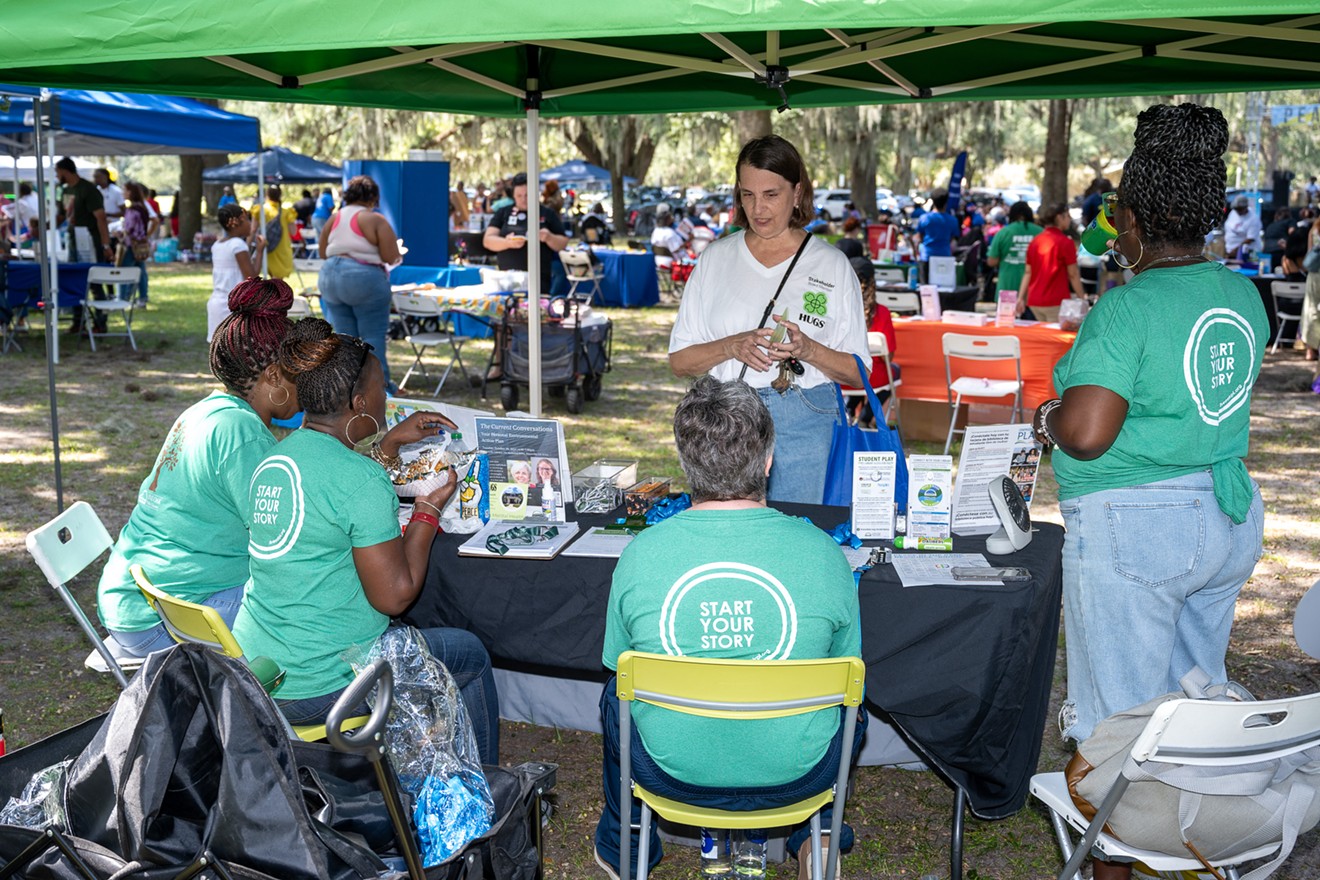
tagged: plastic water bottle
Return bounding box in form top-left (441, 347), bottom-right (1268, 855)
top-left (699, 828), bottom-right (731, 877)
top-left (907, 265), bottom-right (919, 290)
top-left (733, 829), bottom-right (767, 878)
top-left (447, 431), bottom-right (470, 454)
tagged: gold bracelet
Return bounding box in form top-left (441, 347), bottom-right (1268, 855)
top-left (368, 442), bottom-right (401, 470)
top-left (414, 499), bottom-right (444, 516)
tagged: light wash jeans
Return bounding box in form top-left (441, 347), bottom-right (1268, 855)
top-left (1059, 470), bottom-right (1264, 742)
top-left (107, 583), bottom-right (246, 659)
top-left (317, 255), bottom-right (394, 389)
top-left (757, 382), bottom-right (841, 505)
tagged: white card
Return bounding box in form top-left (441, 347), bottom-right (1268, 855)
top-left (852, 451), bottom-right (897, 539)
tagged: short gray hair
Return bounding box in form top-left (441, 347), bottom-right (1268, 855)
top-left (673, 377), bottom-right (775, 502)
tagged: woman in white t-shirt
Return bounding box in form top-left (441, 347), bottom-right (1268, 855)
top-left (669, 136), bottom-right (868, 504)
top-left (209, 203), bottom-right (265, 341)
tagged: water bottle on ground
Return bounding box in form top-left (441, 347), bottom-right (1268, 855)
top-left (700, 827), bottom-right (731, 877)
top-left (734, 828), bottom-right (767, 878)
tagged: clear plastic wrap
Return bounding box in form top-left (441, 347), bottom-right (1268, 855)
top-left (347, 627), bottom-right (493, 866)
top-left (0, 759), bottom-right (71, 829)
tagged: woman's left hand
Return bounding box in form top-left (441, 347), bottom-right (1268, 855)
top-left (768, 312), bottom-right (815, 364)
top-left (380, 412), bottom-right (457, 456)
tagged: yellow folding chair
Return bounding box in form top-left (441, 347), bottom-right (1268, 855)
top-left (132, 564), bottom-right (366, 743)
top-left (615, 651), bottom-right (865, 880)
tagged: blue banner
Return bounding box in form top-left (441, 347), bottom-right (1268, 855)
top-left (947, 150), bottom-right (968, 214)
top-left (1270, 104), bottom-right (1320, 127)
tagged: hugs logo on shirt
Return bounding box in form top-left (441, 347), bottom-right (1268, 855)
top-left (248, 455), bottom-right (306, 560)
top-left (797, 276), bottom-right (836, 329)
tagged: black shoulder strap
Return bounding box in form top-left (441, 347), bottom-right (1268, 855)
top-left (737, 232), bottom-right (813, 382)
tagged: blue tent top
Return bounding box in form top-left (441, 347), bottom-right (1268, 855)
top-left (0, 84), bottom-right (261, 156)
top-left (202, 145), bottom-right (341, 184)
top-left (540, 160), bottom-right (635, 188)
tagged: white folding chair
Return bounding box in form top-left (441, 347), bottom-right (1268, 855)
top-left (875, 266), bottom-right (907, 285)
top-left (877, 290), bottom-right (920, 315)
top-left (85, 265), bottom-right (142, 351)
top-left (841, 331), bottom-right (902, 430)
top-left (287, 295), bottom-right (315, 319)
top-left (391, 291), bottom-right (469, 396)
top-left (292, 258), bottom-right (324, 313)
top-left (25, 501), bottom-right (141, 689)
top-left (560, 249), bottom-right (604, 306)
top-left (942, 333), bottom-right (1022, 455)
top-left (1271, 280), bottom-right (1306, 354)
top-left (1030, 691), bottom-right (1320, 880)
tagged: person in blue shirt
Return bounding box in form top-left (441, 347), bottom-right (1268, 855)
top-left (311, 187), bottom-right (335, 235)
top-left (216, 185), bottom-right (237, 209)
top-left (912, 188), bottom-right (959, 282)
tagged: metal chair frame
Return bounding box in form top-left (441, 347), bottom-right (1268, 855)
top-left (391, 291), bottom-right (469, 396)
top-left (1270, 280), bottom-right (1306, 354)
top-left (560, 249), bottom-right (604, 306)
top-left (84, 265), bottom-right (142, 351)
top-left (840, 331), bottom-right (902, 431)
top-left (941, 332), bottom-right (1023, 455)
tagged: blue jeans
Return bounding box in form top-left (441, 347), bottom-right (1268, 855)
top-left (594, 679), bottom-right (867, 875)
top-left (276, 626), bottom-right (500, 766)
top-left (117, 248), bottom-right (149, 301)
top-left (758, 383), bottom-right (841, 505)
top-left (1059, 470), bottom-right (1264, 742)
top-left (107, 583), bottom-right (246, 659)
top-left (318, 255), bottom-right (394, 388)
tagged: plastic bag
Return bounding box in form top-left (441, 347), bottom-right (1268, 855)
top-left (347, 627), bottom-right (494, 866)
top-left (0, 760), bottom-right (70, 829)
top-left (1058, 297), bottom-right (1090, 332)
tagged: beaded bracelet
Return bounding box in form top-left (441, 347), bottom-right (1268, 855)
top-left (1035, 398), bottom-right (1063, 448)
top-left (368, 442), bottom-right (402, 471)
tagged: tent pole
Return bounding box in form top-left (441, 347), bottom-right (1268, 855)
top-left (32, 96), bottom-right (64, 514)
top-left (46, 112), bottom-right (60, 366)
top-left (525, 49), bottom-right (543, 418)
top-left (257, 151), bottom-right (267, 275)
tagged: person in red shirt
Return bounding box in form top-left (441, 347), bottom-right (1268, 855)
top-left (1018, 203), bottom-right (1085, 322)
top-left (842, 256), bottom-right (899, 426)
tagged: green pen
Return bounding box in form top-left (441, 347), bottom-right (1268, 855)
top-left (893, 536), bottom-right (953, 551)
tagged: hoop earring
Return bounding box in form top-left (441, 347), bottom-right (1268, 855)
top-left (345, 411), bottom-right (380, 445)
top-left (267, 384), bottom-right (290, 408)
top-left (1112, 230), bottom-right (1143, 271)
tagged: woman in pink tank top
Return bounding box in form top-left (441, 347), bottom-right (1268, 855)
top-left (316, 175), bottom-right (403, 390)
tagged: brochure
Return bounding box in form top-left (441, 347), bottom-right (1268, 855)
top-left (906, 454), bottom-right (953, 539)
top-left (474, 416), bottom-right (572, 522)
top-left (851, 450), bottom-right (897, 540)
top-left (951, 424), bottom-right (1042, 536)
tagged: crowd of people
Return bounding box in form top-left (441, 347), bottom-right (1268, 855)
top-left (19, 98), bottom-right (1305, 880)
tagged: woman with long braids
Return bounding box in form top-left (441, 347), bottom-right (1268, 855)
top-left (96, 278), bottom-right (300, 659)
top-left (234, 318), bottom-right (499, 764)
top-left (1036, 105), bottom-right (1267, 879)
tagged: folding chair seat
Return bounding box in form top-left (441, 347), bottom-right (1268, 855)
top-left (391, 291), bottom-right (469, 396)
top-left (615, 651), bottom-right (865, 880)
top-left (132, 564), bottom-right (367, 743)
top-left (942, 332), bottom-right (1022, 455)
top-left (1271, 280), bottom-right (1306, 354)
top-left (840, 331), bottom-right (902, 430)
top-left (24, 501), bottom-right (141, 689)
top-left (1030, 691), bottom-right (1320, 880)
top-left (85, 265), bottom-right (142, 351)
top-left (560, 249), bottom-right (604, 306)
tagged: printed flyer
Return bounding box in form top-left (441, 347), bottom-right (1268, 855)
top-left (952, 424), bottom-right (1041, 535)
top-left (474, 417), bottom-right (571, 522)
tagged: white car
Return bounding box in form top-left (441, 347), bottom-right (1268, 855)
top-left (875, 188), bottom-right (900, 213)
top-left (814, 188), bottom-right (852, 220)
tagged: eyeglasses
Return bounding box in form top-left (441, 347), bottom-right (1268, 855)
top-left (352, 340), bottom-right (375, 387)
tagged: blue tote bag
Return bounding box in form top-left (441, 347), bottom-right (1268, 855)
top-left (822, 354), bottom-right (909, 511)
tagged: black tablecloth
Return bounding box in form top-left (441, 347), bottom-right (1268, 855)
top-left (408, 502), bottom-right (1063, 819)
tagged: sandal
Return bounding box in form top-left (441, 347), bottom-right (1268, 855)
top-left (797, 835), bottom-right (841, 880)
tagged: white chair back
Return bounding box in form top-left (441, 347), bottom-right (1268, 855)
top-left (560, 249), bottom-right (597, 278)
top-left (866, 331), bottom-right (891, 358)
top-left (877, 291), bottom-right (920, 314)
top-left (942, 332), bottom-right (1020, 361)
top-left (1135, 691), bottom-right (1320, 766)
top-left (26, 501), bottom-right (113, 589)
top-left (392, 291), bottom-right (447, 318)
top-left (86, 266), bottom-right (142, 287)
top-left (875, 267), bottom-right (907, 285)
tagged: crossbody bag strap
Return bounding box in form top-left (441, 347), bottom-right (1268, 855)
top-left (737, 232), bottom-right (812, 382)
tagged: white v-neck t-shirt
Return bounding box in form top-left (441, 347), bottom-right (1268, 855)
top-left (669, 231), bottom-right (868, 389)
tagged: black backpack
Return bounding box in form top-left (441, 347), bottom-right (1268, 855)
top-left (265, 213), bottom-right (284, 249)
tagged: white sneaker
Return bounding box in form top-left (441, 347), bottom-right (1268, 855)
top-left (593, 848), bottom-right (620, 880)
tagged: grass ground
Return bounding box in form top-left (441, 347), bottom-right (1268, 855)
top-left (1, 263), bottom-right (1318, 878)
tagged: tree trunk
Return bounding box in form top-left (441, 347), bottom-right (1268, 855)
top-left (735, 110), bottom-right (772, 145)
top-left (178, 98), bottom-right (230, 244)
top-left (849, 128), bottom-right (878, 218)
top-left (1042, 99), bottom-right (1074, 210)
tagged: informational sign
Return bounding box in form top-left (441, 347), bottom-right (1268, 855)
top-left (929, 256), bottom-right (958, 291)
top-left (907, 454), bottom-right (953, 539)
top-left (1270, 104), bottom-right (1320, 127)
top-left (919, 283), bottom-right (942, 321)
top-left (475, 417), bottom-right (571, 522)
top-left (851, 450), bottom-right (897, 540)
top-left (951, 424), bottom-right (1042, 535)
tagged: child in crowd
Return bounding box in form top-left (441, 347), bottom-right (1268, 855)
top-left (209, 203), bottom-right (264, 342)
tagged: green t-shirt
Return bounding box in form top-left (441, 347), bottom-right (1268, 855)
top-left (602, 507), bottom-right (861, 787)
top-left (233, 429), bottom-right (402, 700)
top-left (987, 220), bottom-right (1042, 293)
top-left (97, 392), bottom-right (276, 632)
top-left (1052, 262), bottom-right (1268, 521)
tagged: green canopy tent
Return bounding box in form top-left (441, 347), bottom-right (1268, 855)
top-left (3, 1), bottom-right (1320, 416)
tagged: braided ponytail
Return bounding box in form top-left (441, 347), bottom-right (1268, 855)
top-left (279, 318), bottom-right (373, 416)
top-left (1118, 103), bottom-right (1228, 248)
top-left (209, 277), bottom-right (294, 395)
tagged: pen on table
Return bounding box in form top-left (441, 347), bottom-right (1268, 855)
top-left (893, 536), bottom-right (953, 551)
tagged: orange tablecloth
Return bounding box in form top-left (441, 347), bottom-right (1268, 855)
top-left (892, 319), bottom-right (1077, 409)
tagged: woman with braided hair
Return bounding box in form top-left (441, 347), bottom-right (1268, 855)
top-left (1035, 105), bottom-right (1267, 876)
top-left (234, 318), bottom-right (499, 763)
top-left (96, 277), bottom-right (301, 659)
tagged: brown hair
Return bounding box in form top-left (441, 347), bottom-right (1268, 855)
top-left (732, 135), bottom-right (814, 230)
top-left (279, 318), bottom-right (374, 416)
top-left (342, 175), bottom-right (379, 207)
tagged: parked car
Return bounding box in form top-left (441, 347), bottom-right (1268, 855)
top-left (814, 188), bottom-right (853, 220)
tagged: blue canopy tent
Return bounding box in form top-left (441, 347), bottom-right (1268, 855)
top-left (0, 85), bottom-right (261, 513)
top-left (202, 145), bottom-right (340, 183)
top-left (539, 159), bottom-right (635, 188)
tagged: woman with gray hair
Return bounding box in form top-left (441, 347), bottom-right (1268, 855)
top-left (594, 376), bottom-right (865, 879)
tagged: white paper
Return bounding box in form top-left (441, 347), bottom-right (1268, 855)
top-left (952, 425), bottom-right (1042, 536)
top-left (918, 284), bottom-right (942, 320)
top-left (851, 451), bottom-right (896, 540)
top-left (562, 527), bottom-right (636, 559)
top-left (907, 454), bottom-right (953, 539)
top-left (929, 256), bottom-right (958, 291)
top-left (890, 553), bottom-right (1003, 587)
